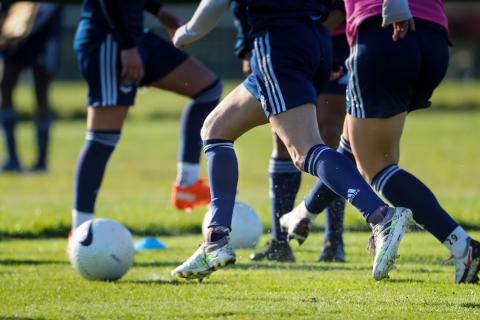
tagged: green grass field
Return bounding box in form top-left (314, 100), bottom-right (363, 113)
top-left (0, 81), bottom-right (480, 318)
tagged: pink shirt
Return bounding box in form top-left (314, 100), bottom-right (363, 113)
top-left (345, 0), bottom-right (448, 46)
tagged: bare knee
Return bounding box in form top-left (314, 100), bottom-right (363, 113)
top-left (200, 111), bottom-right (233, 141)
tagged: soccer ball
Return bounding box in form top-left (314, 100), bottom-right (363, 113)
top-left (68, 218), bottom-right (134, 281)
top-left (202, 201), bottom-right (263, 249)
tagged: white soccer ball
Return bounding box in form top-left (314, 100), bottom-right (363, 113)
top-left (202, 202), bottom-right (263, 249)
top-left (69, 218), bottom-right (134, 281)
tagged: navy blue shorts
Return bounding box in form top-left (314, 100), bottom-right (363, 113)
top-left (76, 30), bottom-right (188, 107)
top-left (321, 33), bottom-right (349, 95)
top-left (346, 17), bottom-right (449, 118)
top-left (243, 21), bottom-right (332, 117)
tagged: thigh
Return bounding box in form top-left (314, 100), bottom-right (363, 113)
top-left (316, 94), bottom-right (346, 147)
top-left (150, 57), bottom-right (217, 97)
top-left (345, 112), bottom-right (406, 182)
top-left (141, 32), bottom-right (216, 97)
top-left (269, 103), bottom-right (323, 168)
top-left (201, 84), bottom-right (267, 141)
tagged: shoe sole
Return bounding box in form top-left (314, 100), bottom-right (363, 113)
top-left (373, 208), bottom-right (413, 281)
top-left (285, 218), bottom-right (311, 245)
top-left (174, 257), bottom-right (236, 280)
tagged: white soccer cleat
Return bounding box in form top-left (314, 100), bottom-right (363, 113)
top-left (453, 238), bottom-right (480, 284)
top-left (369, 207), bottom-right (413, 281)
top-left (279, 201), bottom-right (317, 245)
top-left (171, 237), bottom-right (236, 280)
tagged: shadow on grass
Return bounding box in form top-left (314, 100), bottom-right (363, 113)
top-left (0, 259), bottom-right (68, 266)
top-left (134, 261), bottom-right (182, 268)
top-left (461, 303), bottom-right (480, 309)
top-left (383, 278), bottom-right (426, 284)
top-left (123, 278), bottom-right (218, 286)
top-left (233, 262), bottom-right (370, 272)
top-left (0, 317), bottom-right (46, 320)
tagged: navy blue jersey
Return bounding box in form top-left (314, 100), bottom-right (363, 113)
top-left (74, 0), bottom-right (162, 51)
top-left (244, 0), bottom-right (331, 32)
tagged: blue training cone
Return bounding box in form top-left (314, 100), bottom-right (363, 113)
top-left (135, 237), bottom-right (167, 251)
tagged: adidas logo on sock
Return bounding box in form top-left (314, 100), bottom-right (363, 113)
top-left (347, 189), bottom-right (360, 202)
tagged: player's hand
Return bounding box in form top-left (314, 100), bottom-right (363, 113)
top-left (120, 47), bottom-right (144, 83)
top-left (389, 19), bottom-right (415, 42)
top-left (157, 7), bottom-right (183, 39)
top-left (242, 52), bottom-right (251, 76)
top-left (330, 67), bottom-right (344, 81)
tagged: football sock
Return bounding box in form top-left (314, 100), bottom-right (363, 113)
top-left (372, 164), bottom-right (459, 242)
top-left (324, 197), bottom-right (346, 240)
top-left (204, 139), bottom-right (238, 233)
top-left (443, 226), bottom-right (470, 258)
top-left (73, 130), bottom-right (120, 222)
top-left (0, 108), bottom-right (19, 164)
top-left (176, 162), bottom-right (200, 188)
top-left (269, 157), bottom-right (301, 242)
top-left (72, 209), bottom-right (94, 230)
top-left (177, 79), bottom-right (222, 186)
top-left (304, 136), bottom-right (356, 214)
top-left (34, 117), bottom-right (52, 169)
top-left (304, 144), bottom-right (385, 221)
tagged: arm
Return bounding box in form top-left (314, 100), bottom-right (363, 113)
top-left (382, 0), bottom-right (415, 41)
top-left (172, 0), bottom-right (229, 48)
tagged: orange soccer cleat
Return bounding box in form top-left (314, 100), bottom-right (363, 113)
top-left (171, 179), bottom-right (211, 211)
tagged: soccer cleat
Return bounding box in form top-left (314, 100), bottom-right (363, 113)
top-left (171, 179), bottom-right (211, 211)
top-left (318, 237), bottom-right (346, 262)
top-left (369, 207), bottom-right (413, 281)
top-left (1, 159), bottom-right (22, 173)
top-left (29, 162), bottom-right (47, 173)
top-left (453, 238), bottom-right (480, 284)
top-left (249, 239), bottom-right (295, 262)
top-left (279, 201), bottom-right (317, 245)
top-left (171, 237), bottom-right (236, 280)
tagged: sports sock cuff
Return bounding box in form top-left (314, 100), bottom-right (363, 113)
top-left (304, 144), bottom-right (329, 175)
top-left (371, 164), bottom-right (401, 193)
top-left (203, 139), bottom-right (234, 153)
top-left (192, 79), bottom-right (223, 103)
top-left (86, 129), bottom-right (121, 147)
top-left (269, 157), bottom-right (299, 174)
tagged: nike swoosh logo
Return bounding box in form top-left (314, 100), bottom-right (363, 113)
top-left (80, 221), bottom-right (94, 246)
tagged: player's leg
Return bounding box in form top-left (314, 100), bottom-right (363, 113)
top-left (145, 34), bottom-right (222, 210)
top-left (72, 34), bottom-right (133, 231)
top-left (316, 94), bottom-right (347, 262)
top-left (172, 84), bottom-right (268, 279)
top-left (250, 132), bottom-right (298, 262)
top-left (0, 62), bottom-right (23, 171)
top-left (31, 66), bottom-right (53, 172)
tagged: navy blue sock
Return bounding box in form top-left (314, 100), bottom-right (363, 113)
top-left (34, 117), bottom-right (52, 168)
top-left (304, 136), bottom-right (356, 214)
top-left (0, 108), bottom-right (19, 163)
top-left (204, 139), bottom-right (238, 230)
top-left (73, 130), bottom-right (121, 213)
top-left (269, 157), bottom-right (301, 241)
top-left (324, 197), bottom-right (346, 240)
top-left (372, 164), bottom-right (458, 242)
top-left (304, 144), bottom-right (385, 220)
top-left (179, 79), bottom-right (222, 163)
